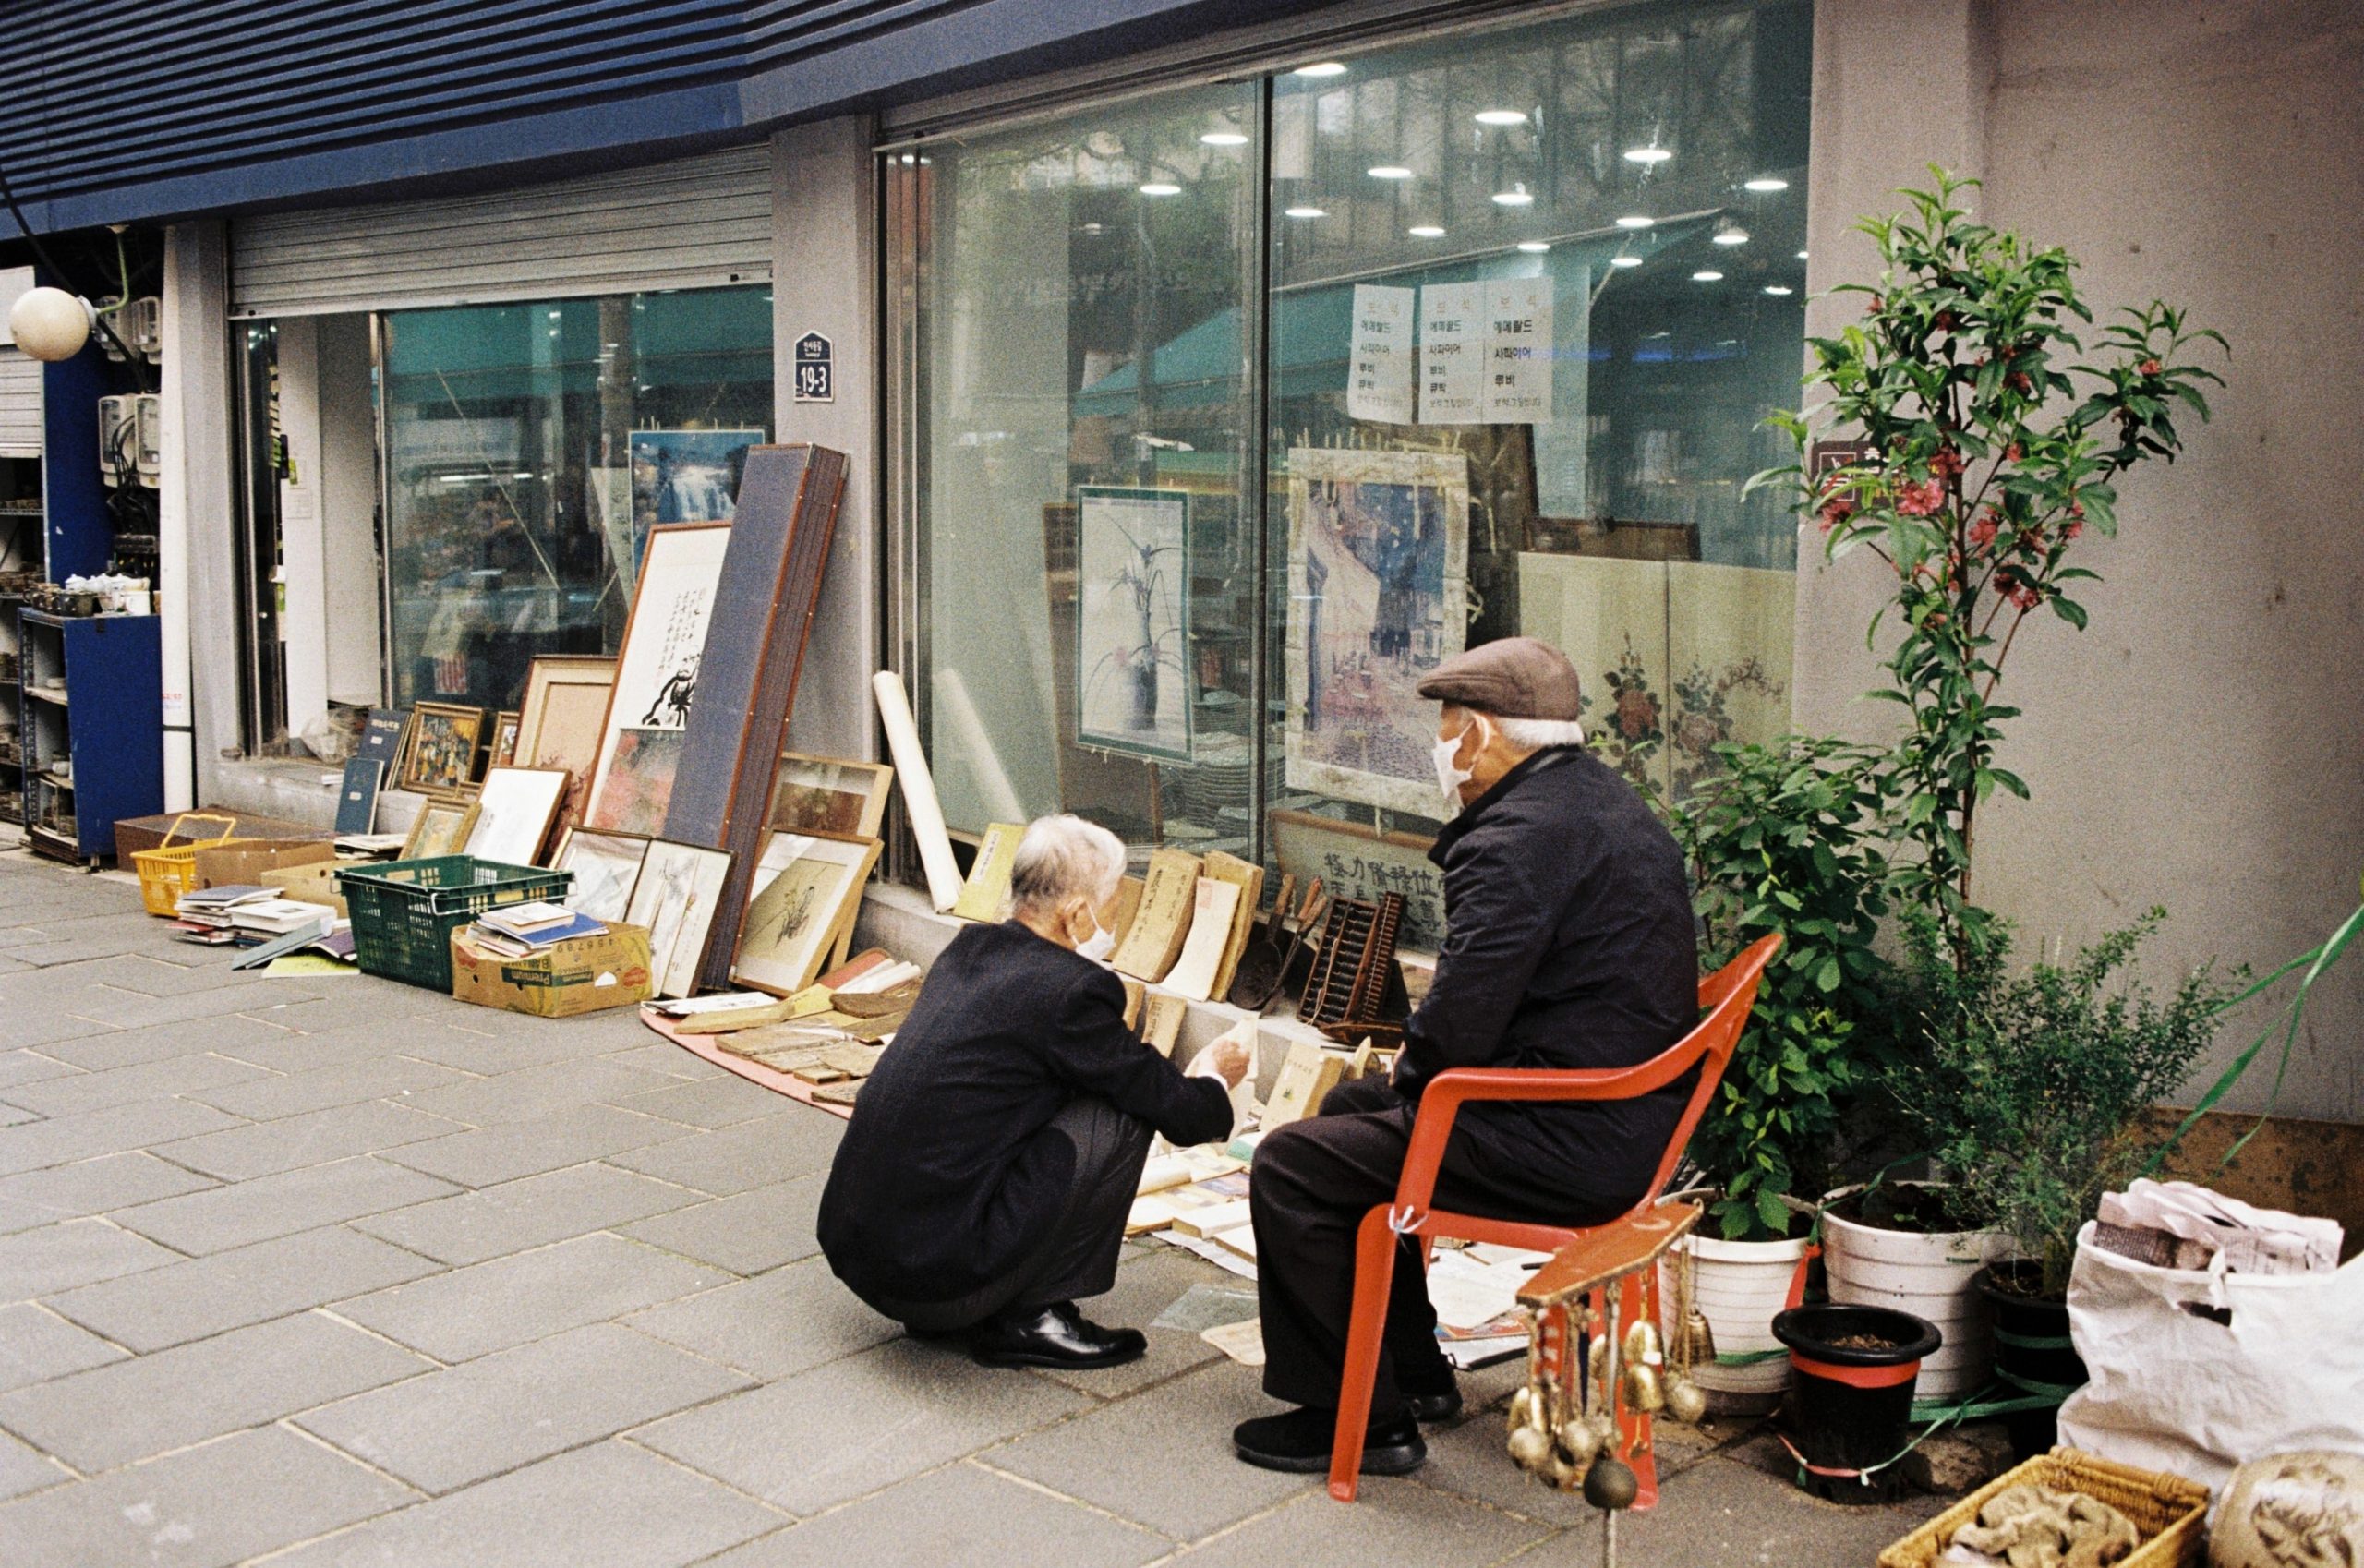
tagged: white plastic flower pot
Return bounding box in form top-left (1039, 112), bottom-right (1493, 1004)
top-left (1659, 1189), bottom-right (1814, 1413)
top-left (1819, 1181), bottom-right (2011, 1401)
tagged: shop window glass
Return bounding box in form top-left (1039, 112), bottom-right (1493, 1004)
top-left (894, 0), bottom-right (1811, 937)
top-left (380, 286), bottom-right (772, 712)
top-left (898, 84), bottom-right (1261, 856)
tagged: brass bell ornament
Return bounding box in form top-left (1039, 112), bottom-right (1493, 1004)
top-left (1557, 1414), bottom-right (1603, 1468)
top-left (1664, 1372), bottom-right (1709, 1425)
top-left (1622, 1357), bottom-right (1667, 1414)
top-left (1507, 1421), bottom-right (1553, 1473)
top-left (1583, 1454), bottom-right (1641, 1512)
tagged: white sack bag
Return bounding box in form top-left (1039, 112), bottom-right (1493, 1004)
top-left (2057, 1220), bottom-right (2364, 1495)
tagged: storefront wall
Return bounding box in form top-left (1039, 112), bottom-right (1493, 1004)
top-left (1795, 0), bottom-right (2364, 1123)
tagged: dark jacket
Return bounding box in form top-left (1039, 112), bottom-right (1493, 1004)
top-left (818, 920), bottom-right (1234, 1307)
top-left (1395, 745), bottom-right (1699, 1217)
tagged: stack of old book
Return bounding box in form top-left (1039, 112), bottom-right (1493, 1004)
top-left (465, 901), bottom-right (605, 959)
top-left (174, 886), bottom-right (335, 945)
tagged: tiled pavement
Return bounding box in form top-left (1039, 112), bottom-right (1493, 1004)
top-left (0, 850), bottom-right (1946, 1566)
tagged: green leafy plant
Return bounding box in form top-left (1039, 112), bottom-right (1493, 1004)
top-left (1887, 909), bottom-right (2235, 1297)
top-left (1755, 168), bottom-right (2226, 965)
top-left (1662, 735), bottom-right (1893, 1239)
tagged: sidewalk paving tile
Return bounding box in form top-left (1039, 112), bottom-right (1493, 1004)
top-left (604, 1112), bottom-right (843, 1196)
top-left (0, 1309), bottom-right (433, 1472)
top-left (0, 1152), bottom-right (218, 1234)
top-left (399, 1058), bottom-right (681, 1129)
top-left (617, 1175), bottom-right (823, 1276)
top-left (0, 1425), bottom-right (416, 1568)
top-left (256, 1440), bottom-right (781, 1568)
top-left (43, 1224), bottom-right (440, 1351)
top-left (0, 1431), bottom-right (67, 1503)
top-left (702, 1461), bottom-right (1171, 1568)
top-left (375, 1104), bottom-right (697, 1188)
top-left (1495, 1454), bottom-right (1924, 1567)
top-left (0, 1303), bottom-right (125, 1392)
top-left (0, 1218), bottom-right (181, 1301)
top-left (333, 1233), bottom-right (730, 1361)
top-left (622, 1256), bottom-right (899, 1381)
top-left (150, 1101), bottom-right (464, 1182)
top-left (296, 1321), bottom-right (751, 1493)
top-left (189, 1055), bottom-right (478, 1122)
top-left (109, 1155), bottom-right (460, 1254)
top-left (605, 1075), bottom-right (792, 1130)
top-left (0, 1098), bottom-right (246, 1176)
top-left (350, 1163), bottom-right (705, 1266)
top-left (1160, 1477), bottom-right (1552, 1568)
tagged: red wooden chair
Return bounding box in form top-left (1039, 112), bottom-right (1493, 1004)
top-left (1326, 932), bottom-right (1782, 1502)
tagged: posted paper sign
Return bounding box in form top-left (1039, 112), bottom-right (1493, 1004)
top-left (1346, 284), bottom-right (1416, 425)
top-left (1419, 283), bottom-right (1484, 425)
top-left (1482, 281), bottom-right (1552, 423)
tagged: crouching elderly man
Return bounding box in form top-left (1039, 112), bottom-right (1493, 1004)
top-left (1233, 637), bottom-right (1698, 1476)
top-left (819, 814), bottom-right (1248, 1369)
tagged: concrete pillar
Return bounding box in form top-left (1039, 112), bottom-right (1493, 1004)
top-left (159, 221), bottom-right (241, 807)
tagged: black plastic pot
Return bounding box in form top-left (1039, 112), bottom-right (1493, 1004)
top-left (1977, 1262), bottom-right (2085, 1461)
top-left (1771, 1303), bottom-right (1943, 1505)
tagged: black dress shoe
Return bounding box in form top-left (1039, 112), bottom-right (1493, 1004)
top-left (1233, 1405), bottom-right (1427, 1476)
top-left (971, 1302), bottom-right (1147, 1369)
top-left (1405, 1384), bottom-right (1463, 1423)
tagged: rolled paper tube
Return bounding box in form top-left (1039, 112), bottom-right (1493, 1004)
top-left (871, 670), bottom-right (964, 912)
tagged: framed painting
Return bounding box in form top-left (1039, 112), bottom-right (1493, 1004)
top-left (1075, 486), bottom-right (1192, 762)
top-left (730, 830), bottom-right (882, 996)
top-left (401, 795), bottom-right (479, 861)
top-left (1283, 447), bottom-right (1469, 815)
top-left (462, 766), bottom-right (571, 867)
top-left (515, 655), bottom-right (616, 833)
top-left (628, 428), bottom-right (764, 573)
top-left (551, 827), bottom-right (650, 923)
top-left (583, 523), bottom-right (730, 838)
top-left (767, 754), bottom-right (894, 839)
top-left (625, 838), bottom-right (734, 999)
top-left (488, 711), bottom-right (521, 769)
top-left (399, 703), bottom-right (486, 798)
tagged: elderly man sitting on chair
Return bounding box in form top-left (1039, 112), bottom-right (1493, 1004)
top-left (1233, 637), bottom-right (1699, 1477)
top-left (819, 814), bottom-right (1248, 1369)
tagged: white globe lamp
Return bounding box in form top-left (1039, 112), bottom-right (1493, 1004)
top-left (7, 286), bottom-right (93, 362)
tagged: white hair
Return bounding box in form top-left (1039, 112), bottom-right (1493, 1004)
top-left (1491, 715), bottom-right (1587, 752)
top-left (1008, 814), bottom-right (1127, 917)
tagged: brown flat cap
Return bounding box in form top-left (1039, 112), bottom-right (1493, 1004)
top-left (1416, 637), bottom-right (1583, 720)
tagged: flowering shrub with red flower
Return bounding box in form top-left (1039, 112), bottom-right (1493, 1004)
top-left (1755, 169), bottom-right (2226, 961)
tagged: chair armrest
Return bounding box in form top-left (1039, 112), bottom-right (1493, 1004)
top-left (1390, 1059), bottom-right (1699, 1219)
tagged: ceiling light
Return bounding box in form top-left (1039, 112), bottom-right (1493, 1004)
top-left (1622, 146), bottom-right (1673, 165)
top-left (1610, 254), bottom-right (1644, 268)
top-left (1763, 284), bottom-right (1795, 296)
top-left (1284, 205), bottom-right (1326, 219)
top-left (1691, 270), bottom-right (1724, 282)
top-left (1515, 241), bottom-right (1551, 253)
top-left (1475, 109), bottom-right (1527, 127)
top-left (1408, 224), bottom-right (1445, 237)
top-left (1295, 62), bottom-right (1347, 78)
top-left (1743, 176), bottom-right (1790, 192)
top-left (1200, 131), bottom-right (1248, 147)
top-left (1614, 215), bottom-right (1655, 230)
top-left (1713, 223), bottom-right (1750, 247)
top-left (1491, 187), bottom-right (1535, 207)
top-left (1369, 165), bottom-right (1413, 180)
top-left (1140, 182), bottom-right (1181, 196)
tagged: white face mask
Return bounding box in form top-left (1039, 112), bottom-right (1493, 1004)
top-left (1075, 911), bottom-right (1117, 964)
top-left (1432, 714), bottom-right (1487, 814)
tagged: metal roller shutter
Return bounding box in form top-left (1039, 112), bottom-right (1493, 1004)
top-left (0, 351), bottom-right (40, 460)
top-left (229, 144), bottom-right (773, 319)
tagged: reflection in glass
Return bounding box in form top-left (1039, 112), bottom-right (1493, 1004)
top-left (380, 287), bottom-right (772, 713)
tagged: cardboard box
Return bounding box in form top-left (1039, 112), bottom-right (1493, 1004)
top-left (113, 809), bottom-right (326, 866)
top-left (196, 838), bottom-right (337, 889)
top-left (450, 923), bottom-right (653, 1019)
top-left (259, 857), bottom-right (375, 917)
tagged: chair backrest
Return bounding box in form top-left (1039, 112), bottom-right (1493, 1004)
top-left (1630, 932), bottom-right (1782, 1213)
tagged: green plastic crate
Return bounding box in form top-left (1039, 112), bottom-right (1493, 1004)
top-left (337, 856), bottom-right (573, 992)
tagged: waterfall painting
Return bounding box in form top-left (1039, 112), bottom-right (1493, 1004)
top-left (1074, 486), bottom-right (1193, 763)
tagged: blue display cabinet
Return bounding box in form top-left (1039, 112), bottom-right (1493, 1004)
top-left (19, 610), bottom-right (163, 863)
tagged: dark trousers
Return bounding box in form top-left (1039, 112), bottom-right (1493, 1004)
top-left (865, 1096), bottom-right (1152, 1334)
top-left (1250, 1076), bottom-right (1624, 1414)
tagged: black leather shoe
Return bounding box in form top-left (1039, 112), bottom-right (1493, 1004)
top-left (971, 1302), bottom-right (1147, 1370)
top-left (1233, 1405), bottom-right (1427, 1476)
top-left (1405, 1384), bottom-right (1463, 1423)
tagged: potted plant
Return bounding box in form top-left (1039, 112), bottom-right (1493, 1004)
top-left (1658, 734), bottom-right (1891, 1408)
top-left (1888, 909), bottom-right (2233, 1456)
top-left (1770, 1301), bottom-right (1942, 1503)
top-left (1754, 167), bottom-right (2225, 1397)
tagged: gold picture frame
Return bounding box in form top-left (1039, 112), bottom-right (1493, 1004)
top-left (767, 754), bottom-right (895, 840)
top-left (401, 795), bottom-right (481, 861)
top-left (730, 829), bottom-right (884, 996)
top-left (488, 710), bottom-right (521, 769)
top-left (400, 702), bottom-right (486, 797)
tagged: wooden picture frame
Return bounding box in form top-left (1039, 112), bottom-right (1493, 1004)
top-left (515, 655), bottom-right (617, 838)
top-left (1075, 485), bottom-right (1194, 763)
top-left (551, 827), bottom-right (651, 923)
top-left (583, 524), bottom-right (733, 837)
top-left (625, 838), bottom-right (735, 999)
top-left (462, 766), bottom-right (571, 867)
top-left (400, 702), bottom-right (486, 797)
top-left (488, 711), bottom-right (521, 768)
top-left (730, 829), bottom-right (882, 996)
top-left (401, 795), bottom-right (480, 861)
top-left (767, 753), bottom-right (894, 839)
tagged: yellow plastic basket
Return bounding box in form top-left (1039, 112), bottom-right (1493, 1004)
top-left (1877, 1447), bottom-right (2209, 1568)
top-left (131, 814), bottom-right (252, 917)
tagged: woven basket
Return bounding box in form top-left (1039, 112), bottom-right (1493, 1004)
top-left (1877, 1446), bottom-right (2208, 1568)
